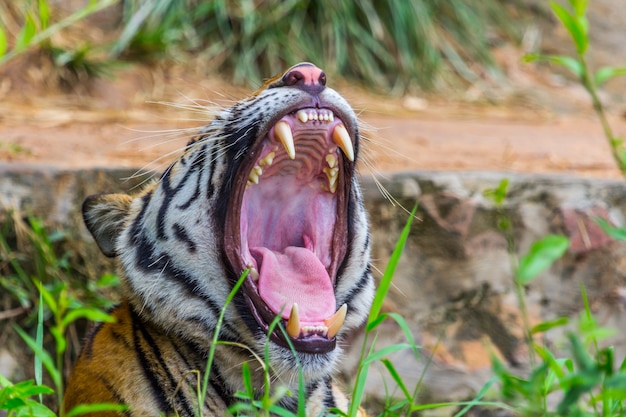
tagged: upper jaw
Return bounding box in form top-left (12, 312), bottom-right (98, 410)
top-left (224, 102), bottom-right (356, 354)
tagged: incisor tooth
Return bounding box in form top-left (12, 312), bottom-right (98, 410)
top-left (325, 304), bottom-right (347, 339)
top-left (332, 124), bottom-right (354, 162)
top-left (286, 303), bottom-right (300, 338)
top-left (296, 110), bottom-right (308, 123)
top-left (274, 121), bottom-right (295, 160)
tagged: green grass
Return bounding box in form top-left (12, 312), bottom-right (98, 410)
top-left (0, 0), bottom-right (524, 92)
top-left (114, 0), bottom-right (521, 92)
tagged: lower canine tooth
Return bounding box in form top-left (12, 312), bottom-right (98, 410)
top-left (286, 303), bottom-right (301, 338)
top-left (325, 304), bottom-right (347, 339)
top-left (275, 121), bottom-right (295, 160)
top-left (332, 124), bottom-right (354, 162)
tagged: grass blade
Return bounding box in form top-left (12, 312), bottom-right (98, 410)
top-left (35, 291), bottom-right (44, 403)
top-left (367, 204), bottom-right (417, 328)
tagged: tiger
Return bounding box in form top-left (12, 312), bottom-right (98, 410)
top-left (64, 62), bottom-right (374, 416)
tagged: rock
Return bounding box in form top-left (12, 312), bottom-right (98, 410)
top-left (1, 166), bottom-right (626, 406)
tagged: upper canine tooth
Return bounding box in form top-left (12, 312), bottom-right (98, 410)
top-left (332, 124), bottom-right (354, 162)
top-left (296, 110), bottom-right (309, 123)
top-left (324, 304), bottom-right (347, 339)
top-left (274, 121), bottom-right (295, 160)
top-left (286, 303), bottom-right (301, 338)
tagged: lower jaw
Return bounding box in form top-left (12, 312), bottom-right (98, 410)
top-left (243, 292), bottom-right (337, 355)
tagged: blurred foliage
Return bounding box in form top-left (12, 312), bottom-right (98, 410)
top-left (116, 0), bottom-right (525, 92)
top-left (0, 0), bottom-right (527, 93)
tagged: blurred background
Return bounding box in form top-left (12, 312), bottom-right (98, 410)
top-left (1, 0), bottom-right (625, 176)
top-left (3, 1), bottom-right (626, 416)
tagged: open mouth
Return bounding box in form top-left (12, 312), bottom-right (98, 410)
top-left (225, 105), bottom-right (355, 354)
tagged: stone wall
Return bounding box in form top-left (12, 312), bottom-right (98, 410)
top-left (1, 165), bottom-right (626, 405)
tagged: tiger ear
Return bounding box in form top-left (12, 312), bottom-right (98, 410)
top-left (83, 193), bottom-right (133, 258)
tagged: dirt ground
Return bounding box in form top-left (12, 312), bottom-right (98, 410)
top-left (2, 56), bottom-right (626, 180)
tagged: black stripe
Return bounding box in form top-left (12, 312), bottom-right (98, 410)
top-left (130, 310), bottom-right (172, 415)
top-left (206, 145), bottom-right (218, 199)
top-left (129, 192), bottom-right (152, 246)
top-left (172, 223), bottom-right (197, 253)
top-left (177, 144), bottom-right (207, 210)
top-left (337, 267), bottom-right (371, 307)
top-left (133, 310), bottom-right (198, 417)
top-left (322, 378), bottom-right (337, 410)
top-left (133, 233), bottom-right (223, 320)
top-left (208, 365), bottom-right (234, 407)
top-left (81, 321), bottom-right (103, 360)
top-left (156, 157), bottom-right (203, 240)
top-left (95, 374), bottom-right (131, 416)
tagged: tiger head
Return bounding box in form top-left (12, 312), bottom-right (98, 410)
top-left (83, 63), bottom-right (374, 385)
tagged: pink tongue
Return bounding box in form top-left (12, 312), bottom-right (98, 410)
top-left (251, 246), bottom-right (336, 323)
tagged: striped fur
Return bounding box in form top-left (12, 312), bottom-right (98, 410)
top-left (64, 63), bottom-right (373, 416)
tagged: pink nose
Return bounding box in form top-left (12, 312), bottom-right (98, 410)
top-left (282, 62), bottom-right (326, 95)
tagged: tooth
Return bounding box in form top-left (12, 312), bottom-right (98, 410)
top-left (329, 176), bottom-right (338, 193)
top-left (297, 110), bottom-right (308, 123)
top-left (329, 113), bottom-right (334, 122)
top-left (248, 165), bottom-right (261, 184)
top-left (324, 167), bottom-right (338, 194)
top-left (325, 304), bottom-right (347, 339)
top-left (332, 124), bottom-right (354, 162)
top-left (259, 151), bottom-right (275, 167)
top-left (325, 154), bottom-right (337, 169)
top-left (286, 303), bottom-right (300, 338)
top-left (247, 267), bottom-right (259, 281)
top-left (274, 121), bottom-right (295, 160)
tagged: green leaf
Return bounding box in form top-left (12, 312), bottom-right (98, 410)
top-left (568, 0), bottom-right (588, 17)
top-left (381, 359), bottom-right (412, 401)
top-left (65, 403), bottom-right (129, 417)
top-left (11, 398), bottom-right (56, 417)
top-left (35, 291), bottom-right (44, 400)
top-left (594, 66), bottom-right (626, 85)
top-left (604, 373), bottom-right (626, 400)
top-left (96, 273), bottom-right (120, 288)
top-left (483, 178), bottom-right (509, 206)
top-left (362, 343), bottom-right (412, 366)
top-left (0, 27), bottom-right (7, 57)
top-left (16, 14), bottom-right (37, 52)
top-left (524, 53), bottom-right (583, 78)
top-left (61, 307), bottom-right (115, 328)
top-left (4, 380), bottom-right (54, 398)
top-left (38, 283), bottom-right (57, 315)
top-left (12, 325), bottom-right (61, 390)
top-left (367, 204), bottom-right (417, 327)
top-left (595, 217), bottom-right (626, 241)
top-left (37, 0), bottom-right (50, 30)
top-left (517, 235), bottom-right (570, 284)
top-left (550, 1), bottom-right (588, 55)
top-left (531, 316), bottom-right (569, 334)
